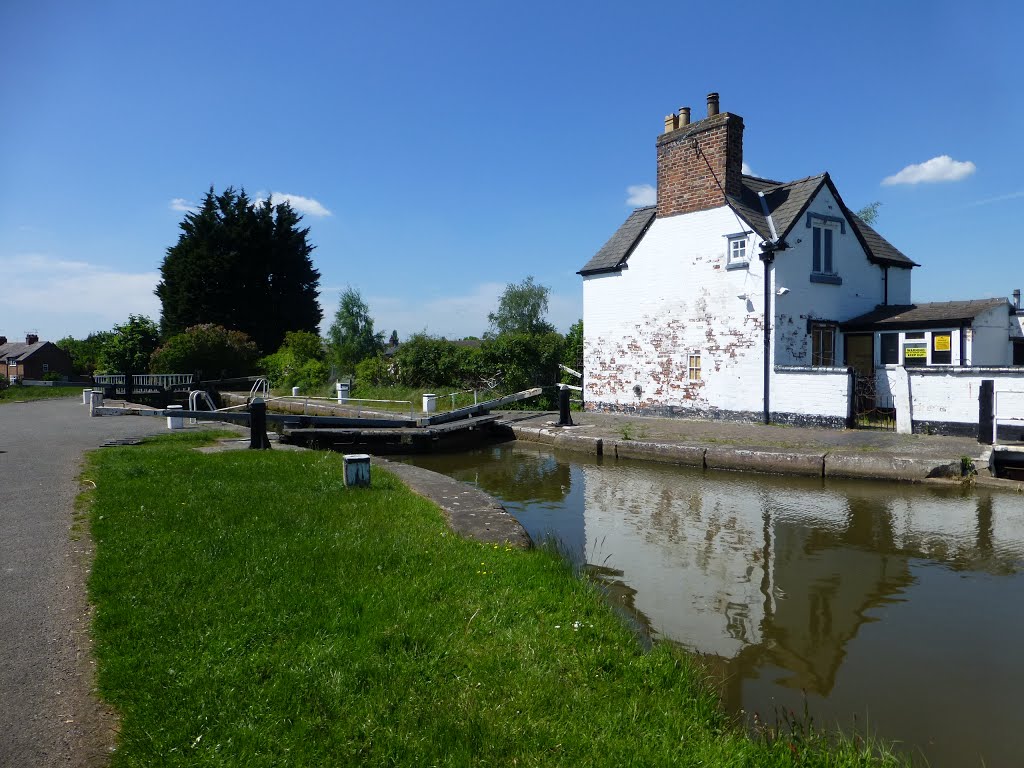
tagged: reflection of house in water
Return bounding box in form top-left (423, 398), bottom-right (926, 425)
top-left (580, 465), bottom-right (1024, 696)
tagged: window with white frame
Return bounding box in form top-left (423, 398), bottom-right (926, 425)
top-left (725, 233), bottom-right (748, 269)
top-left (42, 363), bottom-right (50, 373)
top-left (688, 354), bottom-right (701, 381)
top-left (811, 323), bottom-right (836, 366)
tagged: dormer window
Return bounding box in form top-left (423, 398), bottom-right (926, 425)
top-left (725, 232), bottom-right (749, 270)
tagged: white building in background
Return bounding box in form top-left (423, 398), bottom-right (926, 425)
top-left (580, 93), bottom-right (1024, 435)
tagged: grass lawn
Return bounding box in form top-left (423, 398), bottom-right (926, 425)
top-left (83, 432), bottom-right (901, 766)
top-left (0, 383), bottom-right (85, 403)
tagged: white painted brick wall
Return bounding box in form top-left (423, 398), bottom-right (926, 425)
top-left (773, 185), bottom-right (908, 366)
top-left (970, 304), bottom-right (1012, 365)
top-left (583, 206), bottom-right (767, 413)
top-left (584, 187), bottom-right (911, 418)
top-left (772, 367), bottom-right (850, 418)
top-left (878, 367), bottom-right (1024, 425)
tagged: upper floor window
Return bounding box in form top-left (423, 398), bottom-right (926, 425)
top-left (811, 323), bottom-right (836, 366)
top-left (812, 221), bottom-right (838, 274)
top-left (806, 213), bottom-right (844, 285)
top-left (725, 233), bottom-right (749, 270)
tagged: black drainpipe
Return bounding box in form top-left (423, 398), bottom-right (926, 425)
top-left (759, 242), bottom-right (777, 425)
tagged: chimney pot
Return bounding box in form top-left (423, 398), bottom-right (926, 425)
top-left (664, 114), bottom-right (678, 134)
top-left (679, 106), bottom-right (690, 126)
top-left (707, 92), bottom-right (720, 117)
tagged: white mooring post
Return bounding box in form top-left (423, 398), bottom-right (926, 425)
top-left (88, 390), bottom-right (104, 417)
top-left (422, 394), bottom-right (437, 414)
top-left (82, 388), bottom-right (92, 405)
top-left (166, 404), bottom-right (184, 430)
top-left (336, 381), bottom-right (350, 404)
top-left (343, 454), bottom-right (371, 487)
top-left (291, 386), bottom-right (300, 397)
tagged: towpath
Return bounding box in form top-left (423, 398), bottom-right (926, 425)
top-left (0, 397), bottom-right (168, 768)
top-left (502, 410), bottom-right (994, 482)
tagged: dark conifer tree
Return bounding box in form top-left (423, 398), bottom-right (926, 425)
top-left (156, 187), bottom-right (322, 353)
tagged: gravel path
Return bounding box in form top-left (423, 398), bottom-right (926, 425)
top-left (0, 398), bottom-right (169, 768)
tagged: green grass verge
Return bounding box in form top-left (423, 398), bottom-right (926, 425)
top-left (83, 433), bottom-right (902, 766)
top-left (0, 383), bottom-right (85, 403)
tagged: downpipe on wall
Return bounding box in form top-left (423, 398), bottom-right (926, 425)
top-left (759, 242), bottom-right (778, 425)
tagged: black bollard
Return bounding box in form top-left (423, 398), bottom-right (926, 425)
top-left (249, 397), bottom-right (271, 449)
top-left (978, 379), bottom-right (994, 444)
top-left (557, 384), bottom-right (573, 427)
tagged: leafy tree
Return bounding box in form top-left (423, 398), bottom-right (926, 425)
top-left (98, 315), bottom-right (161, 375)
top-left (391, 334), bottom-right (482, 388)
top-left (389, 329), bottom-right (399, 347)
top-left (156, 187), bottom-right (322, 353)
top-left (562, 319), bottom-right (583, 383)
top-left (259, 330), bottom-right (329, 391)
top-left (149, 324), bottom-right (259, 379)
top-left (481, 331), bottom-right (564, 407)
top-left (57, 331), bottom-right (114, 376)
top-left (327, 287), bottom-right (384, 373)
top-left (487, 276), bottom-right (554, 336)
top-left (354, 354), bottom-right (394, 388)
top-left (855, 201), bottom-right (881, 225)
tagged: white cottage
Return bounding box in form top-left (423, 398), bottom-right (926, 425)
top-left (580, 93), bottom-right (1023, 432)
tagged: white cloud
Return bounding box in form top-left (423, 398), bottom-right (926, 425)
top-left (882, 155), bottom-right (977, 186)
top-left (626, 184), bottom-right (656, 206)
top-left (0, 253), bottom-right (160, 339)
top-left (964, 189), bottom-right (1024, 208)
top-left (741, 162), bottom-right (754, 176)
top-left (169, 197), bottom-right (198, 213)
top-left (262, 192), bottom-right (332, 217)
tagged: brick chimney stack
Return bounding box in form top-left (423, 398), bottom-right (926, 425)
top-left (656, 92), bottom-right (744, 218)
top-left (26, 333), bottom-right (39, 344)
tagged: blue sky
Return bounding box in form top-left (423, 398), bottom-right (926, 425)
top-left (2, 0), bottom-right (1021, 343)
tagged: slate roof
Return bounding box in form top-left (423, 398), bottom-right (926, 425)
top-left (0, 340), bottom-right (46, 362)
top-left (580, 173), bottom-right (917, 274)
top-left (840, 298), bottom-right (1009, 331)
top-left (578, 206), bottom-right (656, 275)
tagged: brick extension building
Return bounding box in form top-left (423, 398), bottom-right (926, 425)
top-left (0, 334), bottom-right (74, 383)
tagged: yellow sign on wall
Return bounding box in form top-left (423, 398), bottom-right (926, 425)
top-left (904, 347), bottom-right (927, 359)
top-left (934, 334), bottom-right (951, 351)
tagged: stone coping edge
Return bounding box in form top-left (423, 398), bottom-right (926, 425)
top-left (508, 425), bottom-right (963, 482)
top-left (372, 457), bottom-right (532, 549)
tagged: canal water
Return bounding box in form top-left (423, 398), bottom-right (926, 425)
top-left (404, 444), bottom-right (1024, 767)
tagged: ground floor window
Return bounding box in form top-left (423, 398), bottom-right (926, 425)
top-left (931, 332), bottom-right (952, 365)
top-left (688, 354), bottom-right (701, 381)
top-left (1014, 340), bottom-right (1024, 366)
top-left (811, 324), bottom-right (836, 366)
top-left (880, 332), bottom-right (899, 365)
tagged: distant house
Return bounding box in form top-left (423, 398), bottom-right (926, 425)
top-left (0, 334), bottom-right (75, 383)
top-left (579, 92), bottom-right (1024, 435)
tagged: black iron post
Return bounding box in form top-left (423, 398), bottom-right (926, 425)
top-left (759, 244), bottom-right (776, 425)
top-left (249, 397), bottom-right (271, 449)
top-left (557, 384), bottom-right (573, 427)
top-left (978, 379), bottom-right (994, 444)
